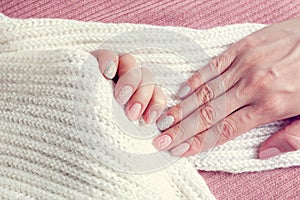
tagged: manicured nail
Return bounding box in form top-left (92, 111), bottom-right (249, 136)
top-left (127, 103), bottom-right (142, 121)
top-left (177, 84), bottom-right (191, 98)
top-left (171, 143), bottom-right (190, 156)
top-left (104, 61), bottom-right (117, 79)
top-left (147, 111), bottom-right (157, 125)
top-left (116, 85), bottom-right (133, 105)
top-left (152, 135), bottom-right (172, 150)
top-left (146, 104), bottom-right (164, 125)
top-left (156, 115), bottom-right (174, 130)
top-left (259, 147), bottom-right (281, 159)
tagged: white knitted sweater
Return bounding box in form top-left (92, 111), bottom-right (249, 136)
top-left (0, 13), bottom-right (299, 199)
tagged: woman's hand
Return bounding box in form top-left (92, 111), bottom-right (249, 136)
top-left (92, 50), bottom-right (166, 124)
top-left (152, 19), bottom-right (300, 158)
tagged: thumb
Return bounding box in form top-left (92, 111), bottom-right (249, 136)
top-left (259, 117), bottom-right (300, 159)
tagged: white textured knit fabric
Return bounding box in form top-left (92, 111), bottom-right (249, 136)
top-left (0, 14), bottom-right (299, 199)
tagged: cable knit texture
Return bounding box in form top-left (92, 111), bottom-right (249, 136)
top-left (0, 14), bottom-right (299, 199)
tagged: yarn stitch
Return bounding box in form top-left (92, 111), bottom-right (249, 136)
top-left (0, 14), bottom-right (299, 199)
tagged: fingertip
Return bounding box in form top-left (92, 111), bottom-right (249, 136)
top-left (156, 104), bottom-right (182, 130)
top-left (258, 132), bottom-right (300, 160)
top-left (126, 102), bottom-right (143, 121)
top-left (115, 84), bottom-right (134, 105)
top-left (176, 83), bottom-right (192, 99)
top-left (91, 49), bottom-right (119, 79)
top-left (170, 142), bottom-right (190, 157)
top-left (173, 136), bottom-right (202, 157)
top-left (258, 129), bottom-right (294, 160)
top-left (114, 54), bottom-right (143, 105)
top-left (143, 86), bottom-right (167, 125)
top-left (144, 104), bottom-right (164, 125)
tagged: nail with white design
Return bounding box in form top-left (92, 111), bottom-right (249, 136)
top-left (156, 115), bottom-right (175, 131)
top-left (104, 61), bottom-right (117, 79)
top-left (116, 85), bottom-right (133, 105)
top-left (177, 84), bottom-right (191, 99)
top-left (152, 134), bottom-right (172, 150)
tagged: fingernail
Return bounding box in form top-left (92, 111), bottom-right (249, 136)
top-left (104, 61), bottom-right (117, 79)
top-left (171, 143), bottom-right (190, 156)
top-left (146, 105), bottom-right (164, 125)
top-left (177, 84), bottom-right (191, 98)
top-left (127, 103), bottom-right (142, 121)
top-left (116, 85), bottom-right (133, 105)
top-left (152, 135), bottom-right (172, 150)
top-left (259, 147), bottom-right (281, 159)
top-left (147, 111), bottom-right (157, 125)
top-left (156, 115), bottom-right (174, 130)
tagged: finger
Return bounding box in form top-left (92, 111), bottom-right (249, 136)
top-left (157, 72), bottom-right (239, 131)
top-left (176, 48), bottom-right (238, 99)
top-left (153, 88), bottom-right (247, 151)
top-left (125, 68), bottom-right (155, 121)
top-left (91, 49), bottom-right (119, 79)
top-left (259, 117), bottom-right (300, 159)
top-left (143, 86), bottom-right (167, 125)
top-left (170, 106), bottom-right (259, 156)
top-left (114, 53), bottom-right (142, 105)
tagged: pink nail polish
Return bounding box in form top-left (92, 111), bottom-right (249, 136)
top-left (259, 147), bottom-right (281, 159)
top-left (147, 111), bottom-right (157, 124)
top-left (152, 135), bottom-right (172, 150)
top-left (127, 103), bottom-right (142, 121)
top-left (170, 143), bottom-right (190, 156)
top-left (146, 104), bottom-right (164, 125)
top-left (177, 84), bottom-right (191, 98)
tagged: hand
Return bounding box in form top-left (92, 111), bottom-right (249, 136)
top-left (92, 50), bottom-right (166, 124)
top-left (152, 19), bottom-right (300, 158)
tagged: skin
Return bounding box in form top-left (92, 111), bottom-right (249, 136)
top-left (91, 50), bottom-right (167, 125)
top-left (153, 18), bottom-right (300, 158)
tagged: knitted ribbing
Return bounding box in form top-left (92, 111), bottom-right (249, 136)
top-left (0, 50), bottom-right (214, 200)
top-left (0, 14), bottom-right (300, 199)
top-left (2, 0), bottom-right (300, 29)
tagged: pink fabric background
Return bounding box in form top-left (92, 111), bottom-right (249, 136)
top-left (1, 0), bottom-right (300, 199)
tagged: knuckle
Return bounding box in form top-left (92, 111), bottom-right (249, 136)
top-left (234, 83), bottom-right (247, 101)
top-left (215, 119), bottom-right (236, 144)
top-left (195, 134), bottom-right (206, 146)
top-left (248, 69), bottom-right (275, 91)
top-left (210, 56), bottom-right (222, 72)
top-left (260, 97), bottom-right (285, 116)
top-left (195, 133), bottom-right (211, 152)
top-left (240, 35), bottom-right (257, 49)
top-left (196, 83), bottom-right (214, 104)
top-left (170, 125), bottom-right (186, 142)
top-left (199, 104), bottom-right (216, 126)
top-left (188, 137), bottom-right (202, 155)
top-left (189, 71), bottom-right (203, 87)
top-left (169, 104), bottom-right (183, 121)
top-left (210, 52), bottom-right (235, 73)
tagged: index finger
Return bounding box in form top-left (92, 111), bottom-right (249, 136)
top-left (177, 47), bottom-right (238, 99)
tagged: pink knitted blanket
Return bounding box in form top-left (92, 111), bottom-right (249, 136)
top-left (1, 0), bottom-right (300, 199)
